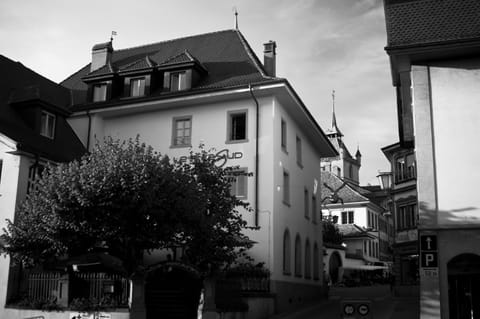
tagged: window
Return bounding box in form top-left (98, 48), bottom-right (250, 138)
top-left (228, 168), bottom-right (248, 199)
top-left (130, 77), bottom-right (146, 97)
top-left (296, 136), bottom-right (302, 166)
top-left (281, 118), bottom-right (287, 151)
top-left (227, 111), bottom-right (247, 142)
top-left (93, 83), bottom-right (107, 102)
top-left (341, 211), bottom-right (354, 224)
top-left (295, 234), bottom-right (302, 277)
top-left (40, 111), bottom-right (55, 139)
top-left (27, 163), bottom-right (45, 194)
top-left (364, 241), bottom-right (367, 254)
top-left (395, 153), bottom-right (416, 182)
top-left (304, 240), bottom-right (311, 279)
top-left (304, 188), bottom-right (309, 219)
top-left (397, 203), bottom-right (418, 230)
top-left (170, 71), bottom-right (187, 91)
top-left (312, 196), bottom-right (317, 223)
top-left (283, 229), bottom-right (291, 275)
top-left (172, 116), bottom-right (192, 147)
top-left (313, 243), bottom-right (320, 280)
top-left (283, 170), bottom-right (290, 205)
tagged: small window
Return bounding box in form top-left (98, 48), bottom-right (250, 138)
top-left (0, 159), bottom-right (3, 184)
top-left (312, 196), bottom-right (317, 223)
top-left (281, 119), bottom-right (287, 151)
top-left (304, 188), bottom-right (309, 219)
top-left (170, 71), bottom-right (187, 91)
top-left (341, 211), bottom-right (354, 224)
top-left (283, 229), bottom-right (291, 275)
top-left (93, 83), bottom-right (107, 102)
top-left (229, 168), bottom-right (248, 199)
top-left (40, 111), bottom-right (55, 139)
top-left (227, 111), bottom-right (247, 142)
top-left (172, 116), bottom-right (192, 147)
top-left (296, 136), bottom-right (302, 166)
top-left (295, 234), bottom-right (302, 277)
top-left (283, 170), bottom-right (290, 205)
top-left (304, 240), bottom-right (311, 279)
top-left (130, 78), bottom-right (146, 97)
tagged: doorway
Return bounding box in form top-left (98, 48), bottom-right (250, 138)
top-left (448, 254), bottom-right (480, 319)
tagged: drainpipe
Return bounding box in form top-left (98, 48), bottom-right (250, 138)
top-left (86, 110), bottom-right (92, 151)
top-left (249, 84), bottom-right (260, 227)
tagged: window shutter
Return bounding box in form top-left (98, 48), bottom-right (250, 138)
top-left (163, 72), bottom-right (170, 90)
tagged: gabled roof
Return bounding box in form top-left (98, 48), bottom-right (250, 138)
top-left (61, 29), bottom-right (276, 109)
top-left (337, 224), bottom-right (375, 239)
top-left (118, 56), bottom-right (156, 73)
top-left (321, 171), bottom-right (369, 205)
top-left (0, 55), bottom-right (85, 162)
top-left (384, 0), bottom-right (480, 49)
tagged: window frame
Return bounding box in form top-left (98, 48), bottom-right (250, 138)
top-left (294, 234), bottom-right (302, 277)
top-left (304, 239), bottom-right (311, 279)
top-left (226, 110), bottom-right (248, 143)
top-left (312, 195), bottom-right (317, 224)
top-left (170, 71), bottom-right (187, 92)
top-left (283, 229), bottom-right (291, 275)
top-left (171, 116), bottom-right (192, 148)
top-left (40, 110), bottom-right (56, 139)
top-left (296, 136), bottom-right (303, 167)
top-left (130, 77), bottom-right (146, 97)
top-left (281, 118), bottom-right (287, 152)
top-left (283, 169), bottom-right (290, 206)
top-left (396, 202), bottom-right (418, 231)
top-left (394, 152), bottom-right (416, 183)
top-left (304, 188), bottom-right (309, 219)
top-left (228, 167), bottom-right (248, 199)
top-left (92, 83), bottom-right (108, 102)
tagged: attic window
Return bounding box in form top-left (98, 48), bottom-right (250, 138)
top-left (40, 111), bottom-right (55, 139)
top-left (93, 83), bottom-right (107, 102)
top-left (130, 77), bottom-right (146, 97)
top-left (170, 71), bottom-right (187, 91)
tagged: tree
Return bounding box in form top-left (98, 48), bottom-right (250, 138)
top-left (1, 137), bottom-right (253, 276)
top-left (322, 218), bottom-right (343, 245)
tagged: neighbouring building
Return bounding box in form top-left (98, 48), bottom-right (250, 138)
top-left (384, 0), bottom-right (480, 317)
top-left (320, 108), bottom-right (393, 284)
top-left (381, 142), bottom-right (418, 296)
top-left (58, 29), bottom-right (337, 319)
top-left (0, 55), bottom-right (86, 318)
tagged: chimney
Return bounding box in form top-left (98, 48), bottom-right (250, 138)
top-left (263, 41), bottom-right (277, 77)
top-left (90, 41), bottom-right (113, 73)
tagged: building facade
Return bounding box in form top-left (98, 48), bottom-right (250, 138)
top-left (384, 0), bottom-right (480, 317)
top-left (61, 29), bottom-right (337, 317)
top-left (0, 55), bottom-right (86, 319)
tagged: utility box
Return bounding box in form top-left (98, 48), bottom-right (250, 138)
top-left (340, 299), bottom-right (372, 319)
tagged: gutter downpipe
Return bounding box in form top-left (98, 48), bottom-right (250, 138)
top-left (86, 110), bottom-right (92, 152)
top-left (249, 84), bottom-right (260, 227)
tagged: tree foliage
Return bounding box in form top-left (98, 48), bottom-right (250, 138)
top-left (322, 218), bottom-right (343, 245)
top-left (1, 137), bottom-right (253, 276)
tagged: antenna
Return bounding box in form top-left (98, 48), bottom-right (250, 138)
top-left (110, 31), bottom-right (117, 42)
top-left (233, 7), bottom-right (239, 30)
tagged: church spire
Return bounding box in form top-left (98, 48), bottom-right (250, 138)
top-left (330, 90), bottom-right (343, 137)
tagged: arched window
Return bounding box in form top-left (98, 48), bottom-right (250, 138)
top-left (283, 229), bottom-right (291, 275)
top-left (295, 234), bottom-right (302, 277)
top-left (305, 239), bottom-right (311, 279)
top-left (313, 242), bottom-right (320, 280)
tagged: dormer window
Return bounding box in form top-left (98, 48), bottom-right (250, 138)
top-left (130, 77), bottom-right (146, 97)
top-left (40, 111), bottom-right (55, 139)
top-left (170, 71), bottom-right (187, 91)
top-left (93, 83), bottom-right (107, 102)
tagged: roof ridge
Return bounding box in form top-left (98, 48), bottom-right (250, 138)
top-left (234, 29), bottom-right (270, 79)
top-left (115, 29), bottom-right (238, 54)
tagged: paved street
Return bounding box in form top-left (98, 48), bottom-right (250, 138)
top-left (268, 285), bottom-right (419, 319)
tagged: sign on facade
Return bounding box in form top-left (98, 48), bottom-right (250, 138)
top-left (419, 233), bottom-right (439, 277)
top-left (69, 313), bottom-right (111, 319)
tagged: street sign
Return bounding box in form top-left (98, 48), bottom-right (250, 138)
top-left (421, 251), bottom-right (438, 268)
top-left (421, 268), bottom-right (439, 277)
top-left (341, 299), bottom-right (372, 319)
top-left (420, 234), bottom-right (437, 251)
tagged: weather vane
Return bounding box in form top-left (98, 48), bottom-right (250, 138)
top-left (233, 7), bottom-right (239, 30)
top-left (110, 31), bottom-right (117, 42)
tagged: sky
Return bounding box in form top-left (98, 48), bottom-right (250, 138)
top-left (0, 0), bottom-right (398, 185)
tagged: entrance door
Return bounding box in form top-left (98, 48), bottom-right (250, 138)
top-left (329, 251), bottom-right (342, 284)
top-left (145, 264), bottom-right (202, 319)
top-left (448, 254), bottom-right (480, 319)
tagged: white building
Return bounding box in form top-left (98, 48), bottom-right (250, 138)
top-left (61, 30), bottom-right (337, 317)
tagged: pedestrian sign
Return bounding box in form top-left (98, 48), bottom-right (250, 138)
top-left (341, 299), bottom-right (372, 319)
top-left (420, 234), bottom-right (437, 251)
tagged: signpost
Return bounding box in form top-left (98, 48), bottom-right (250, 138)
top-left (420, 234), bottom-right (439, 278)
top-left (341, 299), bottom-right (372, 319)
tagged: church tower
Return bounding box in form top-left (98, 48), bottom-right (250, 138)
top-left (321, 91), bottom-right (362, 185)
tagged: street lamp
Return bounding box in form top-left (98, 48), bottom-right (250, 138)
top-left (377, 171), bottom-right (392, 191)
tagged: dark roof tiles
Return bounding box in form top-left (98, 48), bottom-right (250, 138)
top-left (385, 0), bottom-right (480, 48)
